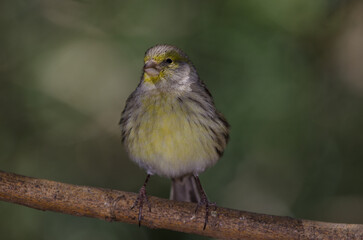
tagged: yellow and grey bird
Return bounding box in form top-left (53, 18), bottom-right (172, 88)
top-left (120, 44), bottom-right (229, 229)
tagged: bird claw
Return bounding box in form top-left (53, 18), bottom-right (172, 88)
top-left (131, 185), bottom-right (151, 226)
top-left (195, 194), bottom-right (216, 230)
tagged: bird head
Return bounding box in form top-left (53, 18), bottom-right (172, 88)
top-left (142, 45), bottom-right (198, 90)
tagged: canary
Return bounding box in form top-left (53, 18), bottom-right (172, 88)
top-left (120, 45), bottom-right (229, 229)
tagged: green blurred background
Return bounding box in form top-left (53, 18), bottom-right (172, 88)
top-left (1, 0), bottom-right (363, 239)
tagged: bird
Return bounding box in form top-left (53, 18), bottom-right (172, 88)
top-left (119, 44), bottom-right (229, 229)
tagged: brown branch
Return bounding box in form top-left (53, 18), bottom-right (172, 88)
top-left (0, 170), bottom-right (362, 240)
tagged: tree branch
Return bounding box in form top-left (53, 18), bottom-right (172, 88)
top-left (0, 170), bottom-right (362, 239)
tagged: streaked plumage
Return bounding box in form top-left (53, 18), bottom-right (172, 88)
top-left (120, 44), bottom-right (229, 228)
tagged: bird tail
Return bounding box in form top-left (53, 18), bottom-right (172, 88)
top-left (170, 175), bottom-right (201, 203)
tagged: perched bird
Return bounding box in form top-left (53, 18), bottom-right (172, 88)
top-left (120, 45), bottom-right (229, 229)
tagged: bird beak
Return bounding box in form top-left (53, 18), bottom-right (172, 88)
top-left (143, 60), bottom-right (160, 77)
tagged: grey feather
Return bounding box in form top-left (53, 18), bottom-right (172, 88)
top-left (170, 175), bottom-right (201, 203)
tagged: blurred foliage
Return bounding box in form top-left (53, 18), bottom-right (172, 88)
top-left (1, 0), bottom-right (363, 239)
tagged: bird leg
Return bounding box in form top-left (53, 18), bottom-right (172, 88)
top-left (193, 175), bottom-right (216, 230)
top-left (131, 174), bottom-right (151, 226)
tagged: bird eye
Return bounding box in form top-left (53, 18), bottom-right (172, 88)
top-left (166, 58), bottom-right (173, 64)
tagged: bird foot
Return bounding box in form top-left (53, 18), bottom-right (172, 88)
top-left (131, 185), bottom-right (151, 226)
top-left (195, 194), bottom-right (217, 230)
